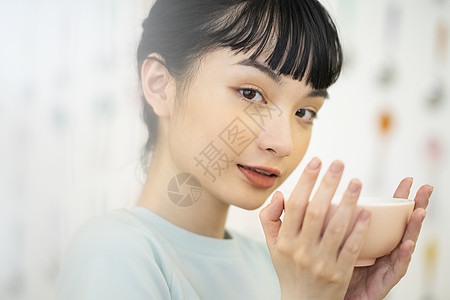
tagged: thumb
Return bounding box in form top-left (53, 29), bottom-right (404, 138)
top-left (259, 191), bottom-right (285, 249)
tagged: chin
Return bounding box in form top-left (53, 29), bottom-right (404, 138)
top-left (237, 202), bottom-right (267, 211)
top-left (230, 191), bottom-right (273, 211)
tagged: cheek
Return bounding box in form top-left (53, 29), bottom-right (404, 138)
top-left (291, 129), bottom-right (312, 163)
top-left (169, 100), bottom-right (242, 180)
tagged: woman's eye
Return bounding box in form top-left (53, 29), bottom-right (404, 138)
top-left (296, 109), bottom-right (317, 123)
top-left (239, 89), bottom-right (264, 102)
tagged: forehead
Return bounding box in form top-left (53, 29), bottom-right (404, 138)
top-left (190, 48), bottom-right (327, 99)
top-left (201, 49), bottom-right (318, 87)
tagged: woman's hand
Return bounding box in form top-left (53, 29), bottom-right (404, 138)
top-left (260, 158), bottom-right (371, 300)
top-left (260, 157), bottom-right (433, 300)
top-left (344, 178), bottom-right (432, 300)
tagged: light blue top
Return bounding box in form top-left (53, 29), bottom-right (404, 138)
top-left (55, 207), bottom-right (281, 299)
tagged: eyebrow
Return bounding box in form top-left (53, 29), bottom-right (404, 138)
top-left (235, 58), bottom-right (282, 83)
top-left (307, 89), bottom-right (329, 99)
top-left (235, 58), bottom-right (329, 99)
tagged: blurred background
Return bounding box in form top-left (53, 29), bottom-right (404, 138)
top-left (0, 0), bottom-right (448, 299)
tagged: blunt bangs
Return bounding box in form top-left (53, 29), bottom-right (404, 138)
top-left (137, 0), bottom-right (344, 167)
top-left (208, 0), bottom-right (343, 89)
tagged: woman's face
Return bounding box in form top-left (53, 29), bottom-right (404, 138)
top-left (167, 48), bottom-right (326, 210)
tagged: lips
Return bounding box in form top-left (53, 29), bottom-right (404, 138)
top-left (237, 164), bottom-right (281, 176)
top-left (237, 164), bottom-right (281, 189)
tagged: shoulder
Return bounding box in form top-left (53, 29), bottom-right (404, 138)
top-left (56, 209), bottom-right (171, 300)
top-left (69, 209), bottom-right (153, 252)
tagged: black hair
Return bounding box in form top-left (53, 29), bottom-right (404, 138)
top-left (137, 0), bottom-right (343, 170)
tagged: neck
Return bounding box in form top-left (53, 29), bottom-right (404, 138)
top-left (137, 145), bottom-right (230, 239)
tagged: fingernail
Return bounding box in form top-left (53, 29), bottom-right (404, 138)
top-left (421, 210), bottom-right (426, 221)
top-left (271, 191), bottom-right (281, 205)
top-left (361, 210), bottom-right (371, 221)
top-left (330, 161), bottom-right (344, 174)
top-left (349, 179), bottom-right (361, 193)
top-left (308, 157), bottom-right (321, 170)
top-left (270, 193), bottom-right (277, 205)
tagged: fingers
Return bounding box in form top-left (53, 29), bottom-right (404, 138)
top-left (401, 208), bottom-right (426, 245)
top-left (400, 184), bottom-right (432, 243)
top-left (400, 184), bottom-right (432, 249)
top-left (393, 177), bottom-right (413, 199)
top-left (280, 157), bottom-right (322, 238)
top-left (337, 210), bottom-right (371, 268)
top-left (391, 240), bottom-right (414, 279)
top-left (393, 178), bottom-right (432, 210)
top-left (413, 184), bottom-right (433, 210)
top-left (366, 183), bottom-right (433, 292)
top-left (299, 160), bottom-right (345, 242)
top-left (382, 240), bottom-right (415, 287)
top-left (260, 191), bottom-right (285, 249)
top-left (320, 179), bottom-right (362, 258)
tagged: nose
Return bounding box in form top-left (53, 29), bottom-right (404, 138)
top-left (255, 114), bottom-right (294, 157)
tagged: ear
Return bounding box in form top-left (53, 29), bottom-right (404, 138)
top-left (141, 54), bottom-right (173, 118)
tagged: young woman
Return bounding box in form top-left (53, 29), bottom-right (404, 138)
top-left (56, 0), bottom-right (432, 299)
